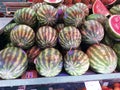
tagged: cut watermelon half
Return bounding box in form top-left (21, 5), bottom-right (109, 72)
top-left (44, 0), bottom-right (62, 3)
top-left (109, 15), bottom-right (120, 37)
top-left (101, 0), bottom-right (117, 5)
top-left (92, 0), bottom-right (110, 16)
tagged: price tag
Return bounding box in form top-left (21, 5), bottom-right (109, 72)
top-left (85, 81), bottom-right (102, 90)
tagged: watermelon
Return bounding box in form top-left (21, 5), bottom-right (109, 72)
top-left (36, 26), bottom-right (57, 48)
top-left (87, 43), bottom-right (117, 73)
top-left (10, 25), bottom-right (35, 49)
top-left (64, 50), bottom-right (89, 76)
top-left (37, 5), bottom-right (57, 26)
top-left (44, 0), bottom-right (63, 7)
top-left (59, 26), bottom-right (81, 50)
top-left (26, 46), bottom-right (41, 63)
top-left (86, 14), bottom-right (108, 25)
top-left (74, 3), bottom-right (89, 17)
top-left (64, 5), bottom-right (84, 27)
top-left (35, 48), bottom-right (63, 77)
top-left (81, 20), bottom-right (104, 44)
top-left (0, 47), bottom-right (28, 79)
top-left (21, 70), bottom-right (38, 79)
top-left (92, 0), bottom-right (110, 16)
top-left (101, 0), bottom-right (116, 5)
top-left (105, 15), bottom-right (120, 41)
top-left (5, 43), bottom-right (15, 48)
top-left (14, 8), bottom-right (37, 27)
top-left (113, 43), bottom-right (120, 71)
top-left (101, 33), bottom-right (115, 47)
top-left (57, 4), bottom-right (67, 21)
top-left (3, 23), bottom-right (18, 41)
top-left (3, 23), bottom-right (18, 35)
top-left (110, 4), bottom-right (120, 15)
top-left (31, 3), bottom-right (42, 12)
top-left (55, 23), bottom-right (65, 33)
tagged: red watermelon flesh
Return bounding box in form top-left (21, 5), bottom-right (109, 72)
top-left (110, 15), bottom-right (120, 35)
top-left (101, 0), bottom-right (116, 5)
top-left (92, 0), bottom-right (110, 16)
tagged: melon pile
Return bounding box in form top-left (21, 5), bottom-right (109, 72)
top-left (0, 0), bottom-right (120, 79)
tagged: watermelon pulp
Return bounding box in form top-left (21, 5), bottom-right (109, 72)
top-left (92, 0), bottom-right (110, 16)
top-left (109, 15), bottom-right (120, 36)
top-left (49, 0), bottom-right (56, 2)
top-left (101, 0), bottom-right (116, 5)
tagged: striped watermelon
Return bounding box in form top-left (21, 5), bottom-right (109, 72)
top-left (64, 5), bottom-right (84, 27)
top-left (87, 14), bottom-right (108, 25)
top-left (3, 23), bottom-right (18, 41)
top-left (36, 26), bottom-right (57, 48)
top-left (55, 23), bottom-right (65, 33)
top-left (5, 43), bottom-right (14, 48)
top-left (64, 50), bottom-right (89, 76)
top-left (31, 3), bottom-right (42, 12)
top-left (113, 43), bottom-right (120, 71)
top-left (74, 3), bottom-right (89, 17)
top-left (0, 47), bottom-right (28, 79)
top-left (57, 4), bottom-right (67, 21)
top-left (14, 8), bottom-right (37, 27)
top-left (35, 48), bottom-right (63, 77)
top-left (110, 4), bottom-right (120, 15)
top-left (81, 20), bottom-right (104, 44)
top-left (10, 25), bottom-right (35, 49)
top-left (59, 26), bottom-right (81, 50)
top-left (37, 5), bottom-right (57, 26)
top-left (87, 43), bottom-right (117, 73)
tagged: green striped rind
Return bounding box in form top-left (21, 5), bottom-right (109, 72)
top-left (36, 26), bottom-right (57, 48)
top-left (110, 4), bottom-right (120, 15)
top-left (101, 33), bottom-right (114, 47)
top-left (59, 26), bottom-right (81, 50)
top-left (87, 14), bottom-right (108, 25)
top-left (55, 23), bottom-right (65, 33)
top-left (81, 20), bottom-right (104, 44)
top-left (31, 3), bottom-right (42, 12)
top-left (74, 3), bottom-right (89, 17)
top-left (10, 25), bottom-right (35, 49)
top-left (64, 5), bottom-right (84, 27)
top-left (113, 43), bottom-right (120, 71)
top-left (57, 4), bottom-right (67, 21)
top-left (35, 48), bottom-right (63, 77)
top-left (37, 5), bottom-right (57, 26)
top-left (5, 43), bottom-right (14, 48)
top-left (14, 8), bottom-right (37, 27)
top-left (0, 47), bottom-right (28, 79)
top-left (64, 50), bottom-right (89, 76)
top-left (87, 43), bottom-right (117, 73)
top-left (4, 23), bottom-right (18, 35)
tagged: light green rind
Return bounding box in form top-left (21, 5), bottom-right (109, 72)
top-left (87, 43), bottom-right (117, 73)
top-left (64, 50), bottom-right (89, 76)
top-left (35, 48), bottom-right (63, 77)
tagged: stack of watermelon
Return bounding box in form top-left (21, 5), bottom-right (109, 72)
top-left (0, 0), bottom-right (120, 80)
